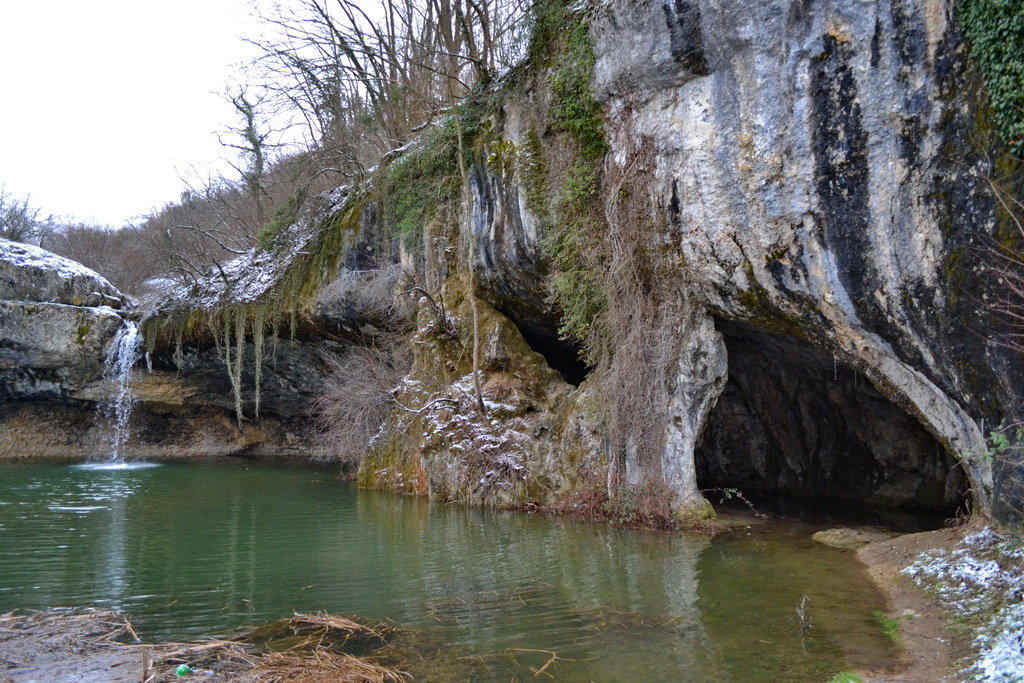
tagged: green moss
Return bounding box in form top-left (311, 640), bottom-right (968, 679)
top-left (376, 103), bottom-right (484, 252)
top-left (959, 0), bottom-right (1024, 153)
top-left (734, 260), bottom-right (809, 339)
top-left (530, 3), bottom-right (611, 366)
top-left (991, 155), bottom-right (1024, 250)
top-left (257, 187), bottom-right (307, 250)
top-left (547, 15), bottom-right (608, 163)
top-left (75, 324), bottom-right (90, 346)
top-left (519, 128), bottom-right (549, 217)
top-left (542, 161), bottom-right (609, 363)
top-left (359, 416), bottom-right (428, 495)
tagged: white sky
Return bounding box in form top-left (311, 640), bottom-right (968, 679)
top-left (0, 0), bottom-right (268, 227)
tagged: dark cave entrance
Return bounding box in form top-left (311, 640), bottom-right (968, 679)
top-left (696, 320), bottom-right (970, 528)
top-left (517, 325), bottom-right (589, 386)
top-left (493, 300), bottom-right (589, 386)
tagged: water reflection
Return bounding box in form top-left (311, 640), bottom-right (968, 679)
top-left (0, 462), bottom-right (898, 680)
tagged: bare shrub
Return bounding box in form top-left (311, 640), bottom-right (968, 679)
top-left (0, 190), bottom-right (56, 245)
top-left (316, 263), bottom-right (406, 323)
top-left (982, 158), bottom-right (1024, 352)
top-left (313, 342), bottom-right (412, 464)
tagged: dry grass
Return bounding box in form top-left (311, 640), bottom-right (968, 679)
top-left (1, 610), bottom-right (409, 683)
top-left (481, 371), bottom-right (518, 400)
top-left (243, 649), bottom-right (408, 682)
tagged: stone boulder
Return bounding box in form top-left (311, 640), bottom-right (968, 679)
top-left (0, 239), bottom-right (126, 399)
top-left (0, 238), bottom-right (123, 308)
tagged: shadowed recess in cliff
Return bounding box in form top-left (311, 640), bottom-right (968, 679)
top-left (511, 324), bottom-right (589, 386)
top-left (696, 320), bottom-right (969, 520)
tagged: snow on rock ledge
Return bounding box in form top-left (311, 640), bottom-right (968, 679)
top-left (0, 239), bottom-right (127, 399)
top-left (0, 238), bottom-right (124, 308)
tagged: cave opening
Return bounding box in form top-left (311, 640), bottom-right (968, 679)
top-left (492, 302), bottom-right (590, 386)
top-left (696, 320), bottom-right (970, 529)
top-left (516, 326), bottom-right (590, 386)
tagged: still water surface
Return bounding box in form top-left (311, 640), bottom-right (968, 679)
top-left (0, 460), bottom-right (898, 680)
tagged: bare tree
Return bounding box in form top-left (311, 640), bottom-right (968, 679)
top-left (247, 0), bottom-right (530, 180)
top-left (44, 224), bottom-right (150, 291)
top-left (219, 86), bottom-right (281, 231)
top-left (0, 189), bottom-right (56, 245)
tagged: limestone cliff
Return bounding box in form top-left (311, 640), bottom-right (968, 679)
top-left (3, 0), bottom-right (1021, 528)
top-left (588, 0), bottom-right (1021, 522)
top-left (358, 0), bottom-right (1020, 525)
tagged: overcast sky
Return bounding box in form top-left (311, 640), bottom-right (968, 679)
top-left (0, 0), bottom-right (267, 227)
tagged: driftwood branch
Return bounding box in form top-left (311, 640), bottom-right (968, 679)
top-left (396, 286), bottom-right (457, 337)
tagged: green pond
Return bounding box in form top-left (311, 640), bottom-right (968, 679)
top-left (0, 460), bottom-right (899, 680)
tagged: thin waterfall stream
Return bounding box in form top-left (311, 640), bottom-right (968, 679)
top-left (77, 320), bottom-right (157, 470)
top-left (103, 320), bottom-right (143, 462)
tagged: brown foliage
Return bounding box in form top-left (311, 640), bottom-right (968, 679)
top-left (599, 137), bottom-right (685, 505)
top-left (313, 342), bottom-right (413, 463)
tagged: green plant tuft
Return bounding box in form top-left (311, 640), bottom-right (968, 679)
top-left (871, 610), bottom-right (903, 642)
top-left (541, 161), bottom-right (609, 363)
top-left (827, 674), bottom-right (863, 683)
top-left (377, 103), bottom-right (484, 252)
top-left (532, 2), bottom-right (611, 365)
top-left (548, 16), bottom-right (608, 162)
top-left (257, 187), bottom-right (307, 250)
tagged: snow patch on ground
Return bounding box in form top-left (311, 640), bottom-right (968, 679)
top-left (903, 527), bottom-right (1024, 681)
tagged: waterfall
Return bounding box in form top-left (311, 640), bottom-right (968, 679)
top-left (101, 320), bottom-right (144, 462)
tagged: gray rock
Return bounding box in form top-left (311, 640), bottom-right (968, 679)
top-left (0, 242), bottom-right (127, 400)
top-left (0, 301), bottom-right (123, 398)
top-left (0, 238), bottom-right (124, 307)
top-left (812, 527), bottom-right (898, 550)
top-left (590, 0), bottom-right (1017, 518)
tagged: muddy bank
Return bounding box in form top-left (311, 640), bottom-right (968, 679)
top-left (856, 525), bottom-right (978, 682)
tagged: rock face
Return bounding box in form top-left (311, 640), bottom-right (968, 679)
top-left (585, 0), bottom-right (1020, 521)
top-left (698, 322), bottom-right (968, 511)
top-left (0, 239), bottom-right (125, 400)
top-left (0, 239), bottom-right (124, 308)
top-left (354, 0), bottom-right (1019, 524)
top-left (0, 239), bottom-right (329, 461)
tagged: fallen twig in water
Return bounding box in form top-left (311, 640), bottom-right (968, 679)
top-left (505, 648), bottom-right (574, 678)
